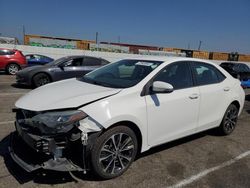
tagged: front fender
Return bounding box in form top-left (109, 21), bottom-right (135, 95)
top-left (80, 91), bottom-right (150, 152)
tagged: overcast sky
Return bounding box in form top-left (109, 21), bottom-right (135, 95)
top-left (1, 0), bottom-right (250, 53)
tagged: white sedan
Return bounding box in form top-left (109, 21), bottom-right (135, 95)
top-left (11, 57), bottom-right (245, 179)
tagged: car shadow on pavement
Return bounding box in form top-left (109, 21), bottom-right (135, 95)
top-left (11, 83), bottom-right (32, 89)
top-left (138, 131), bottom-right (207, 159)
top-left (0, 133), bottom-right (102, 185)
top-left (245, 94), bottom-right (250, 102)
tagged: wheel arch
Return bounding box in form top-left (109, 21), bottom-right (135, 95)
top-left (31, 72), bottom-right (53, 85)
top-left (5, 62), bottom-right (21, 69)
top-left (231, 100), bottom-right (240, 111)
top-left (106, 121), bottom-right (143, 155)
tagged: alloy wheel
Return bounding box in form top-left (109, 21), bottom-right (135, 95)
top-left (37, 76), bottom-right (50, 86)
top-left (98, 133), bottom-right (135, 175)
top-left (8, 64), bottom-right (19, 75)
top-left (224, 107), bottom-right (238, 133)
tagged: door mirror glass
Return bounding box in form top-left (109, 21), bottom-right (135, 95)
top-left (152, 81), bottom-right (174, 93)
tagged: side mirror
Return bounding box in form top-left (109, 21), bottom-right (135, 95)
top-left (58, 64), bottom-right (65, 70)
top-left (151, 81), bottom-right (174, 93)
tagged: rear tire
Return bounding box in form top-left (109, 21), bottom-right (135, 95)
top-left (32, 73), bottom-right (51, 88)
top-left (91, 126), bottom-right (138, 179)
top-left (218, 104), bottom-right (239, 135)
top-left (6, 63), bottom-right (20, 75)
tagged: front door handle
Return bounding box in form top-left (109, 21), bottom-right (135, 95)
top-left (224, 87), bottom-right (230, 91)
top-left (189, 93), bottom-right (199, 99)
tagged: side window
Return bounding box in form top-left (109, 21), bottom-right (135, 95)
top-left (101, 59), bottom-right (110, 65)
top-left (192, 62), bottom-right (225, 86)
top-left (34, 55), bottom-right (41, 59)
top-left (154, 61), bottom-right (193, 90)
top-left (241, 64), bottom-right (250, 72)
top-left (233, 64), bottom-right (241, 72)
top-left (6, 50), bottom-right (15, 55)
top-left (0, 50), bottom-right (14, 55)
top-left (84, 57), bottom-right (101, 66)
top-left (64, 58), bottom-right (83, 67)
top-left (26, 55), bottom-right (31, 60)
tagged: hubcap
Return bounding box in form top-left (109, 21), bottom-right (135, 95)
top-left (224, 107), bottom-right (238, 133)
top-left (8, 64), bottom-right (19, 75)
top-left (99, 133), bottom-right (135, 175)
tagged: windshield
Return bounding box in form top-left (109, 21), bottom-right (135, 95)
top-left (80, 59), bottom-right (162, 88)
top-left (47, 56), bottom-right (69, 66)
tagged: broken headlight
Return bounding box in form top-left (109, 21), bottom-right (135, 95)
top-left (31, 110), bottom-right (87, 134)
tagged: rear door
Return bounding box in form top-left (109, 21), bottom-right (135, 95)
top-left (82, 57), bottom-right (104, 74)
top-left (191, 61), bottom-right (230, 131)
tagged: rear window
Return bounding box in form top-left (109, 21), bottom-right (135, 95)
top-left (84, 57), bottom-right (102, 66)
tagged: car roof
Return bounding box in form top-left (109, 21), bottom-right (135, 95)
top-left (25, 54), bottom-right (51, 57)
top-left (0, 48), bottom-right (18, 51)
top-left (63, 55), bottom-right (110, 61)
top-left (121, 56), bottom-right (218, 66)
top-left (220, 62), bottom-right (246, 66)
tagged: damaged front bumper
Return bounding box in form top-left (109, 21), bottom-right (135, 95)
top-left (9, 110), bottom-right (102, 173)
top-left (9, 131), bottom-right (84, 172)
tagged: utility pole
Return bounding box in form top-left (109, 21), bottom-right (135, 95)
top-left (198, 40), bottom-right (202, 51)
top-left (118, 36), bottom-right (121, 52)
top-left (118, 36), bottom-right (120, 44)
top-left (22, 25), bottom-right (26, 45)
top-left (95, 32), bottom-right (99, 51)
top-left (95, 32), bottom-right (98, 44)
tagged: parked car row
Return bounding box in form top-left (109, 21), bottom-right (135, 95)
top-left (1, 48), bottom-right (250, 89)
top-left (0, 48), bottom-right (55, 75)
top-left (0, 48), bottom-right (111, 87)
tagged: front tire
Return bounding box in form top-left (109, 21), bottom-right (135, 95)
top-left (6, 63), bottom-right (20, 75)
top-left (32, 73), bottom-right (51, 88)
top-left (218, 104), bottom-right (239, 135)
top-left (91, 126), bottom-right (138, 179)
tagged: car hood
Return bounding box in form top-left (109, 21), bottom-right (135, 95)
top-left (15, 78), bottom-right (121, 111)
top-left (17, 65), bottom-right (44, 74)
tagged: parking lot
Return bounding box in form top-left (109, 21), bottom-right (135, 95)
top-left (0, 73), bottom-right (249, 188)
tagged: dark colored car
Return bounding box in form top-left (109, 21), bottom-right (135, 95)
top-left (25, 54), bottom-right (54, 66)
top-left (220, 62), bottom-right (250, 88)
top-left (0, 48), bottom-right (27, 75)
top-left (16, 55), bottom-right (110, 88)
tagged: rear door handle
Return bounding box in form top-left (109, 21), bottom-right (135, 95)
top-left (189, 93), bottom-right (199, 99)
top-left (224, 87), bottom-right (230, 91)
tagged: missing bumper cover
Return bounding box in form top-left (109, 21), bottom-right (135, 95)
top-left (9, 132), bottom-right (84, 172)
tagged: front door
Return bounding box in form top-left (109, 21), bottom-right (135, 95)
top-left (59, 57), bottom-right (85, 79)
top-left (146, 61), bottom-right (200, 147)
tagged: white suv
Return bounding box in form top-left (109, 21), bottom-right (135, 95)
top-left (10, 57), bottom-right (245, 179)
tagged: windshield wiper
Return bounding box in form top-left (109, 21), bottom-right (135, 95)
top-left (79, 77), bottom-right (121, 88)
